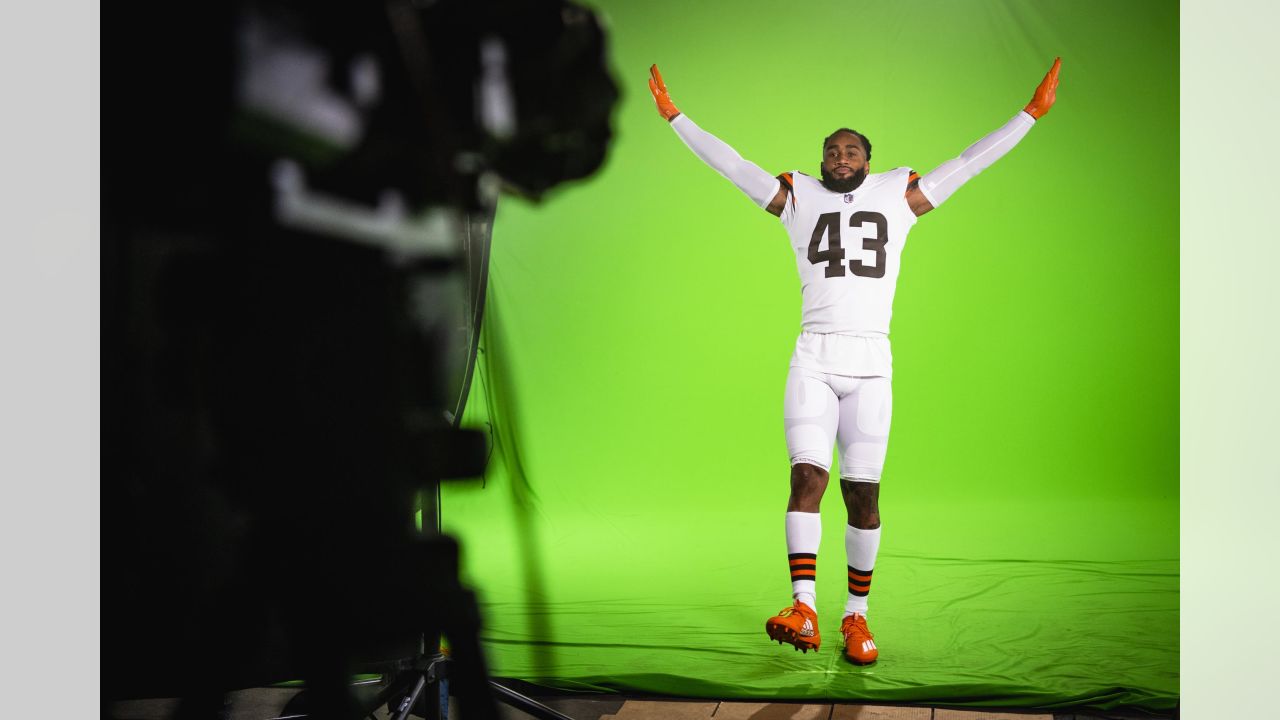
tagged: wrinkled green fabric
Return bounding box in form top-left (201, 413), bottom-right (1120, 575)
top-left (474, 559), bottom-right (1176, 711)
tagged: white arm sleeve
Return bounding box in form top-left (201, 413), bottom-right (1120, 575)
top-left (670, 114), bottom-right (780, 208)
top-left (918, 111), bottom-right (1036, 208)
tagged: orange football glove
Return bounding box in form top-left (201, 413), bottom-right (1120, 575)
top-left (648, 64), bottom-right (680, 122)
top-left (1023, 57), bottom-right (1061, 120)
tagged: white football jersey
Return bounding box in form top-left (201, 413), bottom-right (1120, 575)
top-left (779, 167), bottom-right (918, 335)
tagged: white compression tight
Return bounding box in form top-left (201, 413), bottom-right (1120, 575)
top-left (783, 366), bottom-right (892, 481)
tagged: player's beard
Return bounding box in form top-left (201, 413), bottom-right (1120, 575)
top-left (819, 165), bottom-right (867, 193)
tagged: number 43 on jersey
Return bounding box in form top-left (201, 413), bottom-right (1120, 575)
top-left (807, 211), bottom-right (889, 279)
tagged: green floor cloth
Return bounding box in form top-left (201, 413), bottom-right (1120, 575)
top-left (473, 556), bottom-right (1176, 711)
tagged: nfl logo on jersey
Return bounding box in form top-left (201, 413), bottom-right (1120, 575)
top-left (843, 193), bottom-right (854, 203)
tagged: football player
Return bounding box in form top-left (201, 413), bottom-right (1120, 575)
top-left (648, 58), bottom-right (1060, 665)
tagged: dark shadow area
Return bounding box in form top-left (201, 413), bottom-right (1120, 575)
top-left (103, 1), bottom-right (618, 718)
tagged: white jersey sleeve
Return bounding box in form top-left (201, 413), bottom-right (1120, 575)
top-left (670, 114), bottom-right (781, 208)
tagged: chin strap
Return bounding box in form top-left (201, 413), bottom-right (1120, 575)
top-left (917, 111), bottom-right (1035, 208)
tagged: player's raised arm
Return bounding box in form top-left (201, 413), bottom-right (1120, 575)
top-left (906, 57), bottom-right (1061, 217)
top-left (649, 64), bottom-right (789, 216)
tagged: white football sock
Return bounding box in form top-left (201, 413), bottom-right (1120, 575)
top-left (785, 511), bottom-right (821, 609)
top-left (844, 524), bottom-right (881, 618)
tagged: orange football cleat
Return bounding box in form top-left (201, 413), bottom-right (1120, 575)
top-left (840, 613), bottom-right (878, 665)
top-left (765, 601), bottom-right (820, 652)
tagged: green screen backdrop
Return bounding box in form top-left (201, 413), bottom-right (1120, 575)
top-left (441, 0), bottom-right (1177, 712)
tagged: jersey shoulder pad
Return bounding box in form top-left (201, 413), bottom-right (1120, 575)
top-left (881, 166), bottom-right (919, 191)
top-left (790, 171), bottom-right (821, 191)
top-left (777, 170), bottom-right (804, 210)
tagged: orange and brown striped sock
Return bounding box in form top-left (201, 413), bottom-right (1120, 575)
top-left (789, 552), bottom-right (818, 601)
top-left (846, 565), bottom-right (873, 613)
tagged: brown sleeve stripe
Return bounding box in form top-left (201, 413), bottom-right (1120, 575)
top-left (907, 171), bottom-right (921, 196)
top-left (776, 172), bottom-right (796, 210)
top-left (848, 580), bottom-right (871, 590)
top-left (789, 553), bottom-right (817, 561)
top-left (848, 566), bottom-right (873, 577)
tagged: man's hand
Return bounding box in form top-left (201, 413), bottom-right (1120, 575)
top-left (1023, 57), bottom-right (1061, 120)
top-left (648, 64), bottom-right (681, 122)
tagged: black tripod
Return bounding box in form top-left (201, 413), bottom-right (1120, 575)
top-left (367, 652), bottom-right (576, 720)
top-left (268, 519), bottom-right (576, 720)
top-left (351, 480), bottom-right (577, 720)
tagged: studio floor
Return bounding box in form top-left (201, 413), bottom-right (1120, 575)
top-left (107, 678), bottom-right (1176, 720)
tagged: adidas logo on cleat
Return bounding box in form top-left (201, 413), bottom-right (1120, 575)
top-left (766, 602), bottom-right (821, 653)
